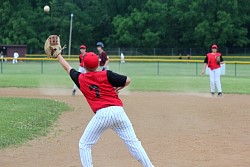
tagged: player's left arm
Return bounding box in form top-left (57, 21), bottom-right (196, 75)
top-left (107, 70), bottom-right (130, 92)
top-left (103, 52), bottom-right (109, 69)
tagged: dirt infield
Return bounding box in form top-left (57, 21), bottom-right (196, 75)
top-left (1, 88), bottom-right (250, 167)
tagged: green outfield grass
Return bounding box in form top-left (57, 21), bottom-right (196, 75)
top-left (0, 73), bottom-right (250, 94)
top-left (0, 61), bottom-right (250, 93)
top-left (0, 97), bottom-right (70, 149)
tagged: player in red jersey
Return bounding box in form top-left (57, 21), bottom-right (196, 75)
top-left (57, 52), bottom-right (154, 167)
top-left (72, 45), bottom-right (87, 96)
top-left (96, 42), bottom-right (109, 71)
top-left (202, 44), bottom-right (224, 96)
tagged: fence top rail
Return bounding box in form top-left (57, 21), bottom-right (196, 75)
top-left (25, 54), bottom-right (250, 58)
top-left (1, 57), bottom-right (250, 64)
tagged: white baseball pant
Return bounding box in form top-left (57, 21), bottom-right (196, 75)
top-left (79, 106), bottom-right (154, 167)
top-left (73, 66), bottom-right (86, 90)
top-left (209, 68), bottom-right (222, 93)
top-left (99, 65), bottom-right (109, 71)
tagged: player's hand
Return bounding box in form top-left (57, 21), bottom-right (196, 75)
top-left (44, 35), bottom-right (66, 58)
top-left (201, 69), bottom-right (205, 75)
top-left (114, 87), bottom-right (123, 93)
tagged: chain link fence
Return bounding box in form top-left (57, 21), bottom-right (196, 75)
top-left (25, 47), bottom-right (250, 57)
top-left (1, 58), bottom-right (249, 77)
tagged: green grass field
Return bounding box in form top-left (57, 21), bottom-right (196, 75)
top-left (0, 60), bottom-right (250, 93)
top-left (0, 97), bottom-right (70, 149)
top-left (0, 60), bottom-right (249, 149)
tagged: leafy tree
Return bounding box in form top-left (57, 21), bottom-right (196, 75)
top-left (1, 0), bottom-right (250, 53)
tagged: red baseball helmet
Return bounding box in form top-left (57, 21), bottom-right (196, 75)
top-left (83, 52), bottom-right (99, 69)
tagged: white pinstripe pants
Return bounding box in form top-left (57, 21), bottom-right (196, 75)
top-left (209, 68), bottom-right (222, 93)
top-left (79, 106), bottom-right (154, 167)
top-left (73, 66), bottom-right (86, 90)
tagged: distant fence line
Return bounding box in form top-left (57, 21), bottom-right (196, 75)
top-left (0, 56), bottom-right (250, 64)
top-left (1, 57), bottom-right (249, 77)
top-left (1, 57), bottom-right (250, 63)
top-left (107, 47), bottom-right (250, 57)
top-left (27, 47), bottom-right (250, 56)
top-left (23, 54), bottom-right (250, 61)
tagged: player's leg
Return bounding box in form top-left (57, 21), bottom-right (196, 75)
top-left (99, 66), bottom-right (104, 71)
top-left (79, 109), bottom-right (111, 167)
top-left (72, 66), bottom-right (86, 95)
top-left (110, 106), bottom-right (154, 167)
top-left (79, 66), bottom-right (86, 73)
top-left (214, 68), bottom-right (222, 96)
top-left (209, 69), bottom-right (215, 95)
top-left (72, 84), bottom-right (77, 96)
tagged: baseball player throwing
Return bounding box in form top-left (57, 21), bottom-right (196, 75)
top-left (201, 44), bottom-right (224, 96)
top-left (44, 35), bottom-right (154, 167)
top-left (72, 45), bottom-right (87, 96)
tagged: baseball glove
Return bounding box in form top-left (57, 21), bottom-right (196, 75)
top-left (44, 35), bottom-right (66, 58)
top-left (216, 56), bottom-right (220, 65)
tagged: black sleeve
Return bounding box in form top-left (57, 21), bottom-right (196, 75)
top-left (204, 56), bottom-right (208, 63)
top-left (220, 55), bottom-right (224, 62)
top-left (107, 70), bottom-right (127, 87)
top-left (70, 69), bottom-right (81, 89)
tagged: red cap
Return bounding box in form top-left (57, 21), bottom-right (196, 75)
top-left (80, 45), bottom-right (86, 49)
top-left (212, 44), bottom-right (218, 49)
top-left (83, 52), bottom-right (99, 69)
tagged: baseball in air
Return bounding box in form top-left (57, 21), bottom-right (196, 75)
top-left (44, 5), bottom-right (50, 13)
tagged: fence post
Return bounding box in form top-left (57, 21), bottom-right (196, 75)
top-left (41, 60), bottom-right (44, 74)
top-left (157, 61), bottom-right (159, 75)
top-left (118, 47), bottom-right (120, 56)
top-left (234, 62), bottom-right (236, 77)
top-left (1, 60), bottom-right (2, 74)
top-left (118, 61), bottom-right (121, 73)
top-left (196, 62), bottom-right (198, 76)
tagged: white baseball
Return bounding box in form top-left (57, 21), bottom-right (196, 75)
top-left (44, 5), bottom-right (50, 13)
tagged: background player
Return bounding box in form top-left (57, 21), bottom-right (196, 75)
top-left (120, 52), bottom-right (125, 63)
top-left (12, 51), bottom-right (19, 64)
top-left (55, 50), bottom-right (154, 167)
top-left (72, 45), bottom-right (87, 96)
top-left (201, 44), bottom-right (224, 96)
top-left (96, 42), bottom-right (109, 71)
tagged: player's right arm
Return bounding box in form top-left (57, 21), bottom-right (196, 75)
top-left (201, 55), bottom-right (208, 75)
top-left (57, 54), bottom-right (73, 74)
top-left (57, 54), bottom-right (81, 88)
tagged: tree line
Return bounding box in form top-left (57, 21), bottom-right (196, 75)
top-left (1, 0), bottom-right (250, 54)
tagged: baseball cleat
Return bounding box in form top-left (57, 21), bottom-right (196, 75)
top-left (72, 89), bottom-right (76, 96)
top-left (218, 92), bottom-right (222, 97)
